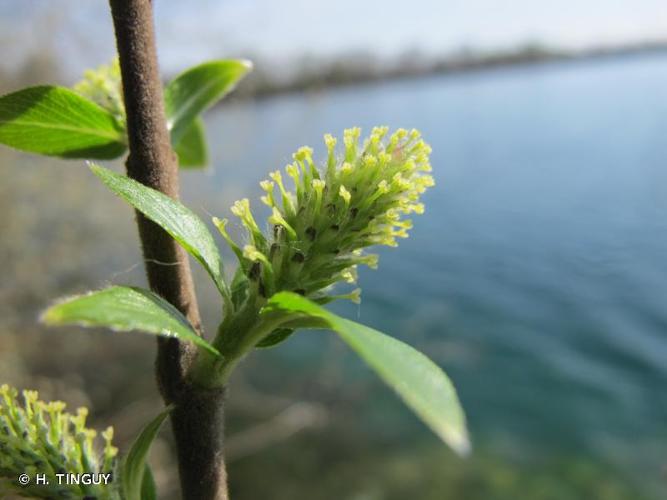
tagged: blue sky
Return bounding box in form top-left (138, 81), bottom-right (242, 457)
top-left (1, 0), bottom-right (666, 77)
top-left (157, 0), bottom-right (667, 57)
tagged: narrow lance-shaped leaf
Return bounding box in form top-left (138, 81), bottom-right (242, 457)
top-left (0, 86), bottom-right (126, 159)
top-left (263, 292), bottom-right (470, 455)
top-left (90, 164), bottom-right (228, 297)
top-left (121, 406), bottom-right (172, 500)
top-left (174, 117), bottom-right (208, 168)
top-left (140, 465), bottom-right (157, 500)
top-left (42, 286), bottom-right (220, 357)
top-left (256, 327), bottom-right (294, 348)
top-left (165, 59), bottom-right (252, 144)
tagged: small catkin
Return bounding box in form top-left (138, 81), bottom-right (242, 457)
top-left (0, 385), bottom-right (120, 499)
top-left (217, 126), bottom-right (434, 309)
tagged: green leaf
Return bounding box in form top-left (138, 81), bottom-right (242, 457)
top-left (121, 406), bottom-right (171, 500)
top-left (0, 86), bottom-right (126, 159)
top-left (165, 59), bottom-right (252, 144)
top-left (256, 327), bottom-right (294, 348)
top-left (175, 117), bottom-right (208, 168)
top-left (90, 164), bottom-right (228, 296)
top-left (140, 465), bottom-right (157, 500)
top-left (42, 286), bottom-right (220, 357)
top-left (263, 292), bottom-right (470, 455)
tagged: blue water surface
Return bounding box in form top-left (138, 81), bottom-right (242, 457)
top-left (181, 53), bottom-right (667, 489)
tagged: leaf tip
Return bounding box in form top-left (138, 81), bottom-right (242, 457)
top-left (39, 306), bottom-right (59, 325)
top-left (39, 295), bottom-right (75, 326)
top-left (239, 59), bottom-right (254, 72)
top-left (446, 429), bottom-right (472, 457)
top-left (87, 161), bottom-right (104, 175)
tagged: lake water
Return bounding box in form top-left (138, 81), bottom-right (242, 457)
top-left (178, 53), bottom-right (667, 497)
top-left (3, 52), bottom-right (667, 499)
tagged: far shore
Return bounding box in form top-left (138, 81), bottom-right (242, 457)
top-left (2, 40), bottom-right (666, 102)
top-left (229, 41), bottom-right (667, 101)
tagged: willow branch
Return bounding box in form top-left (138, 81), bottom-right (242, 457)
top-left (108, 1), bottom-right (228, 498)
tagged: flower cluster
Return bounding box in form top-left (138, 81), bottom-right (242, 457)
top-left (0, 385), bottom-right (119, 499)
top-left (217, 127), bottom-right (434, 307)
top-left (74, 59), bottom-right (125, 124)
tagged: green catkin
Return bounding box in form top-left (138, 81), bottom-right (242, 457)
top-left (219, 126), bottom-right (434, 310)
top-left (73, 59), bottom-right (125, 124)
top-left (0, 385), bottom-right (120, 499)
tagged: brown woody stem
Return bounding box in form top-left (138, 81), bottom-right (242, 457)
top-left (108, 1), bottom-right (228, 498)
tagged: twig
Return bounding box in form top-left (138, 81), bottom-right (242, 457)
top-left (107, 1), bottom-right (228, 498)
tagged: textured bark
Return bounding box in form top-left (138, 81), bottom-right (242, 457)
top-left (170, 386), bottom-right (229, 499)
top-left (108, 1), bottom-right (228, 498)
